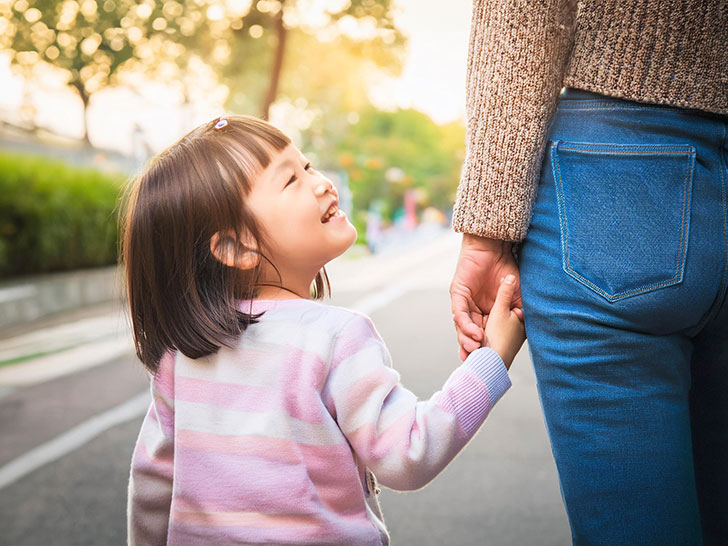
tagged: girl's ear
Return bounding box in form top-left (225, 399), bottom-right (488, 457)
top-left (209, 231), bottom-right (260, 270)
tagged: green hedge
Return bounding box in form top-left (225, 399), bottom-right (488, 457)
top-left (0, 151), bottom-right (126, 278)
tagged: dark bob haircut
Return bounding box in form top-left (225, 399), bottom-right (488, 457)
top-left (121, 115), bottom-right (329, 373)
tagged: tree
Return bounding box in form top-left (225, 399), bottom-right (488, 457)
top-left (1, 0), bottom-right (219, 145)
top-left (326, 107), bottom-right (465, 217)
top-left (220, 0), bottom-right (406, 119)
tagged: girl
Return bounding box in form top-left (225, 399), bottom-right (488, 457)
top-left (124, 115), bottom-right (525, 545)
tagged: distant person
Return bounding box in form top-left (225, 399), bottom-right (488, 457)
top-left (450, 1), bottom-right (727, 544)
top-left (122, 115), bottom-right (525, 545)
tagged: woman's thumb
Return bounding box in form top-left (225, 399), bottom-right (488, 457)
top-left (493, 275), bottom-right (516, 313)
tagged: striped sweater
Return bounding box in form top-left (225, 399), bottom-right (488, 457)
top-left (127, 298), bottom-right (511, 545)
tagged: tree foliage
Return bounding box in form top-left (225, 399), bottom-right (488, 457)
top-left (320, 108), bottom-right (465, 218)
top-left (221, 0), bottom-right (406, 118)
top-left (1, 0), bottom-right (219, 142)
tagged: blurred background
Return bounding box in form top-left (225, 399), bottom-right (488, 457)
top-left (0, 1), bottom-right (570, 544)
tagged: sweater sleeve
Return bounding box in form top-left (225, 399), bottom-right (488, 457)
top-left (452, 0), bottom-right (578, 242)
top-left (323, 314), bottom-right (511, 491)
top-left (127, 353), bottom-right (175, 546)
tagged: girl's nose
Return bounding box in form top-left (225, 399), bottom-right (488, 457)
top-left (314, 179), bottom-right (334, 197)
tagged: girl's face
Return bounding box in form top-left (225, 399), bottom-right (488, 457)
top-left (247, 143), bottom-right (358, 294)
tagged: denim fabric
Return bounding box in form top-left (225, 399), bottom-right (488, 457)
top-left (518, 88), bottom-right (728, 545)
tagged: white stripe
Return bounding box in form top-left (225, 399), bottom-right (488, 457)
top-left (174, 400), bottom-right (340, 445)
top-left (0, 391), bottom-right (150, 490)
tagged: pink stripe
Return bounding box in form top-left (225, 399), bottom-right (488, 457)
top-left (168, 516), bottom-right (378, 546)
top-left (173, 434), bottom-right (366, 515)
top-left (277, 347), bottom-right (330, 423)
top-left (173, 451), bottom-right (325, 514)
top-left (177, 430), bottom-right (301, 462)
top-left (345, 366), bottom-right (395, 409)
top-left (154, 351), bottom-right (176, 399)
top-left (329, 316), bottom-right (382, 370)
top-left (175, 376), bottom-right (274, 413)
top-left (347, 408), bottom-right (415, 461)
top-left (133, 437), bottom-right (173, 480)
top-left (176, 349), bottom-right (330, 424)
top-left (298, 443), bottom-right (365, 515)
top-left (149, 394), bottom-right (175, 434)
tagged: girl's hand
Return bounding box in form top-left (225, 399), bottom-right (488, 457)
top-left (483, 275), bottom-right (526, 370)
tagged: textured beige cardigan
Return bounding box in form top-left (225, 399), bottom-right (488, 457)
top-left (453, 0), bottom-right (728, 242)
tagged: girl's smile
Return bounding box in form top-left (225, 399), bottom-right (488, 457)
top-left (246, 143), bottom-right (358, 297)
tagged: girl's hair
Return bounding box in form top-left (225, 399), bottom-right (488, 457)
top-left (121, 115), bottom-right (329, 373)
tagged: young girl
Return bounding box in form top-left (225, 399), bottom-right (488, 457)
top-left (124, 115), bottom-right (525, 545)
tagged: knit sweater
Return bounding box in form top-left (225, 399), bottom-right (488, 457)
top-left (127, 298), bottom-right (511, 545)
top-left (453, 0), bottom-right (728, 242)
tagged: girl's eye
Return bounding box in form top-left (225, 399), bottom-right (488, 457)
top-left (286, 163), bottom-right (312, 187)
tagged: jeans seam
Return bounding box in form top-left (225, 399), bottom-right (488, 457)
top-left (552, 140), bottom-right (694, 302)
top-left (694, 121), bottom-right (728, 331)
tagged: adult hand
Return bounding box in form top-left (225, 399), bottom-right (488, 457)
top-left (450, 234), bottom-right (523, 361)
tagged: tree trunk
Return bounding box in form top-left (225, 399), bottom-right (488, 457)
top-left (72, 81), bottom-right (92, 147)
top-left (261, 2), bottom-right (287, 120)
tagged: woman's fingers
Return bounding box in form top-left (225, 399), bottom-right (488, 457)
top-left (459, 345), bottom-right (469, 362)
top-left (458, 329), bottom-right (481, 354)
top-left (451, 293), bottom-right (484, 342)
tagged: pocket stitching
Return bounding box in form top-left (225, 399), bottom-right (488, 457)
top-left (551, 140), bottom-right (695, 302)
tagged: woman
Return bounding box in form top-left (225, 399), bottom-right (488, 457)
top-left (449, 1), bottom-right (727, 544)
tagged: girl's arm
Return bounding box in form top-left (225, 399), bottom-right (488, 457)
top-left (127, 354), bottom-right (175, 545)
top-left (323, 314), bottom-right (511, 491)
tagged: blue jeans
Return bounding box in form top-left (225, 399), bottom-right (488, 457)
top-left (518, 88), bottom-right (728, 545)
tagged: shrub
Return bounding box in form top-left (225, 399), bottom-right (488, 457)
top-left (0, 151), bottom-right (127, 278)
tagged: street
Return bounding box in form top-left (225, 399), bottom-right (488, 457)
top-left (0, 231), bottom-right (570, 546)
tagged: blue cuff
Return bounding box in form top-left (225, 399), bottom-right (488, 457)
top-left (463, 347), bottom-right (511, 405)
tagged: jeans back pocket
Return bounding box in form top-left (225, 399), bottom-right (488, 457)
top-left (551, 141), bottom-right (695, 302)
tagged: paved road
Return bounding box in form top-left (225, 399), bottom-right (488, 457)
top-left (0, 232), bottom-right (570, 545)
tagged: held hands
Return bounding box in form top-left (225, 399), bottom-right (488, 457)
top-left (450, 234), bottom-right (524, 363)
top-left (482, 275), bottom-right (526, 369)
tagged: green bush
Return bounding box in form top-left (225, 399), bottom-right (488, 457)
top-left (0, 151), bottom-right (126, 278)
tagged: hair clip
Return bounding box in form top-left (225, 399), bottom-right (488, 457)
top-left (214, 118), bottom-right (228, 130)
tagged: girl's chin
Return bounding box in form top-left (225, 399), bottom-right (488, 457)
top-left (333, 227), bottom-right (359, 258)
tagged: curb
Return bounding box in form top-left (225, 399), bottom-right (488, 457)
top-left (0, 266), bottom-right (123, 331)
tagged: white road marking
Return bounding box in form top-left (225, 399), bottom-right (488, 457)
top-left (0, 337), bottom-right (133, 387)
top-left (0, 311), bottom-right (129, 362)
top-left (0, 391), bottom-right (150, 490)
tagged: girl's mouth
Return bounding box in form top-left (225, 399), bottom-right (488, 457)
top-left (321, 204), bottom-right (343, 223)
